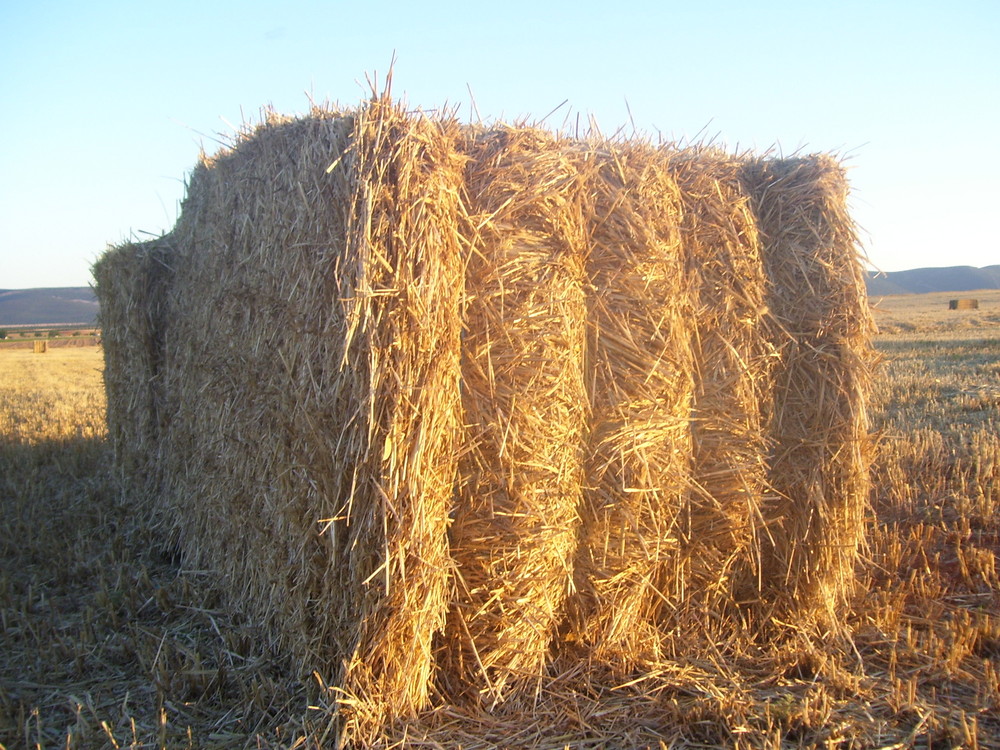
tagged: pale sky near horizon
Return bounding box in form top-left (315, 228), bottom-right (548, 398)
top-left (1, 0), bottom-right (997, 289)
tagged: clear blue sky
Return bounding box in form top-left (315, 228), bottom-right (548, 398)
top-left (1, 0), bottom-right (997, 289)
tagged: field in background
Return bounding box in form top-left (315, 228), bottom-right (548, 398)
top-left (0, 327), bottom-right (101, 350)
top-left (870, 288), bottom-right (1000, 337)
top-left (1, 290), bottom-right (998, 747)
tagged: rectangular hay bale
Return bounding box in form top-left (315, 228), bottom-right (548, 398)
top-left (93, 240), bottom-right (172, 504)
top-left (96, 100), bottom-right (876, 744)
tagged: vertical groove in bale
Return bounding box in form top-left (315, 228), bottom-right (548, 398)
top-left (740, 155), bottom-right (875, 625)
top-left (93, 240), bottom-right (172, 507)
top-left (664, 150), bottom-right (774, 639)
top-left (569, 142), bottom-right (694, 666)
top-left (444, 126), bottom-right (589, 702)
top-left (337, 98), bottom-right (466, 736)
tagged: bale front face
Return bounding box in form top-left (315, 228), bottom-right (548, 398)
top-left (157, 111), bottom-right (359, 679)
top-left (127, 105), bottom-right (466, 739)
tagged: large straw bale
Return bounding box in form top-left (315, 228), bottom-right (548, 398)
top-left (443, 126), bottom-right (589, 703)
top-left (664, 150), bottom-right (774, 639)
top-left (567, 141), bottom-right (694, 666)
top-left (739, 155), bottom-right (875, 625)
top-left (96, 94), bottom-right (876, 745)
top-left (93, 239), bottom-right (172, 505)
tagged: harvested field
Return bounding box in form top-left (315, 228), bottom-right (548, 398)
top-left (1, 295), bottom-right (998, 746)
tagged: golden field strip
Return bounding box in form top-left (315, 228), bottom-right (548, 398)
top-left (1, 292), bottom-right (998, 749)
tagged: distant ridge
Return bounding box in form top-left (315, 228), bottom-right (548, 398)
top-left (0, 287), bottom-right (98, 326)
top-left (866, 265), bottom-right (1000, 296)
top-left (1, 268), bottom-right (996, 323)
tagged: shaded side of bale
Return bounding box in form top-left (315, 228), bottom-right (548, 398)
top-left (157, 112), bottom-right (359, 685)
top-left (336, 99), bottom-right (466, 739)
top-left (568, 141), bottom-right (694, 667)
top-left (155, 102), bottom-right (466, 743)
top-left (93, 239), bottom-right (173, 505)
top-left (739, 155), bottom-right (875, 625)
top-left (664, 150), bottom-right (774, 642)
top-left (152, 102), bottom-right (466, 743)
top-left (442, 127), bottom-right (589, 703)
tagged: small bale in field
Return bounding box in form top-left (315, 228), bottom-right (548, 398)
top-left (949, 298), bottom-right (979, 310)
top-left (33, 340), bottom-right (47, 354)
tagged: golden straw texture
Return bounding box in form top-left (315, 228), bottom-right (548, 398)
top-left (664, 149), bottom-right (774, 642)
top-left (568, 140), bottom-right (693, 666)
top-left (740, 155), bottom-right (875, 627)
top-left (337, 98), bottom-right (466, 739)
top-left (444, 126), bottom-right (589, 704)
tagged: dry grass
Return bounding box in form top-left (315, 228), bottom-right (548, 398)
top-left (1, 292), bottom-right (999, 747)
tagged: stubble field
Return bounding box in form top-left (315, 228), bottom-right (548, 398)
top-left (1, 291), bottom-right (998, 748)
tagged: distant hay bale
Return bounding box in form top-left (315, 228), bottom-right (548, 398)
top-left (740, 155), bottom-right (875, 626)
top-left (95, 95), bottom-right (875, 744)
top-left (33, 340), bottom-right (48, 354)
top-left (443, 126), bottom-right (589, 703)
top-left (949, 298), bottom-right (979, 310)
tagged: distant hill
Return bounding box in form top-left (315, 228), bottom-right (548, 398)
top-left (867, 266), bottom-right (1000, 296)
top-left (1, 267), bottom-right (996, 324)
top-left (0, 287), bottom-right (99, 326)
